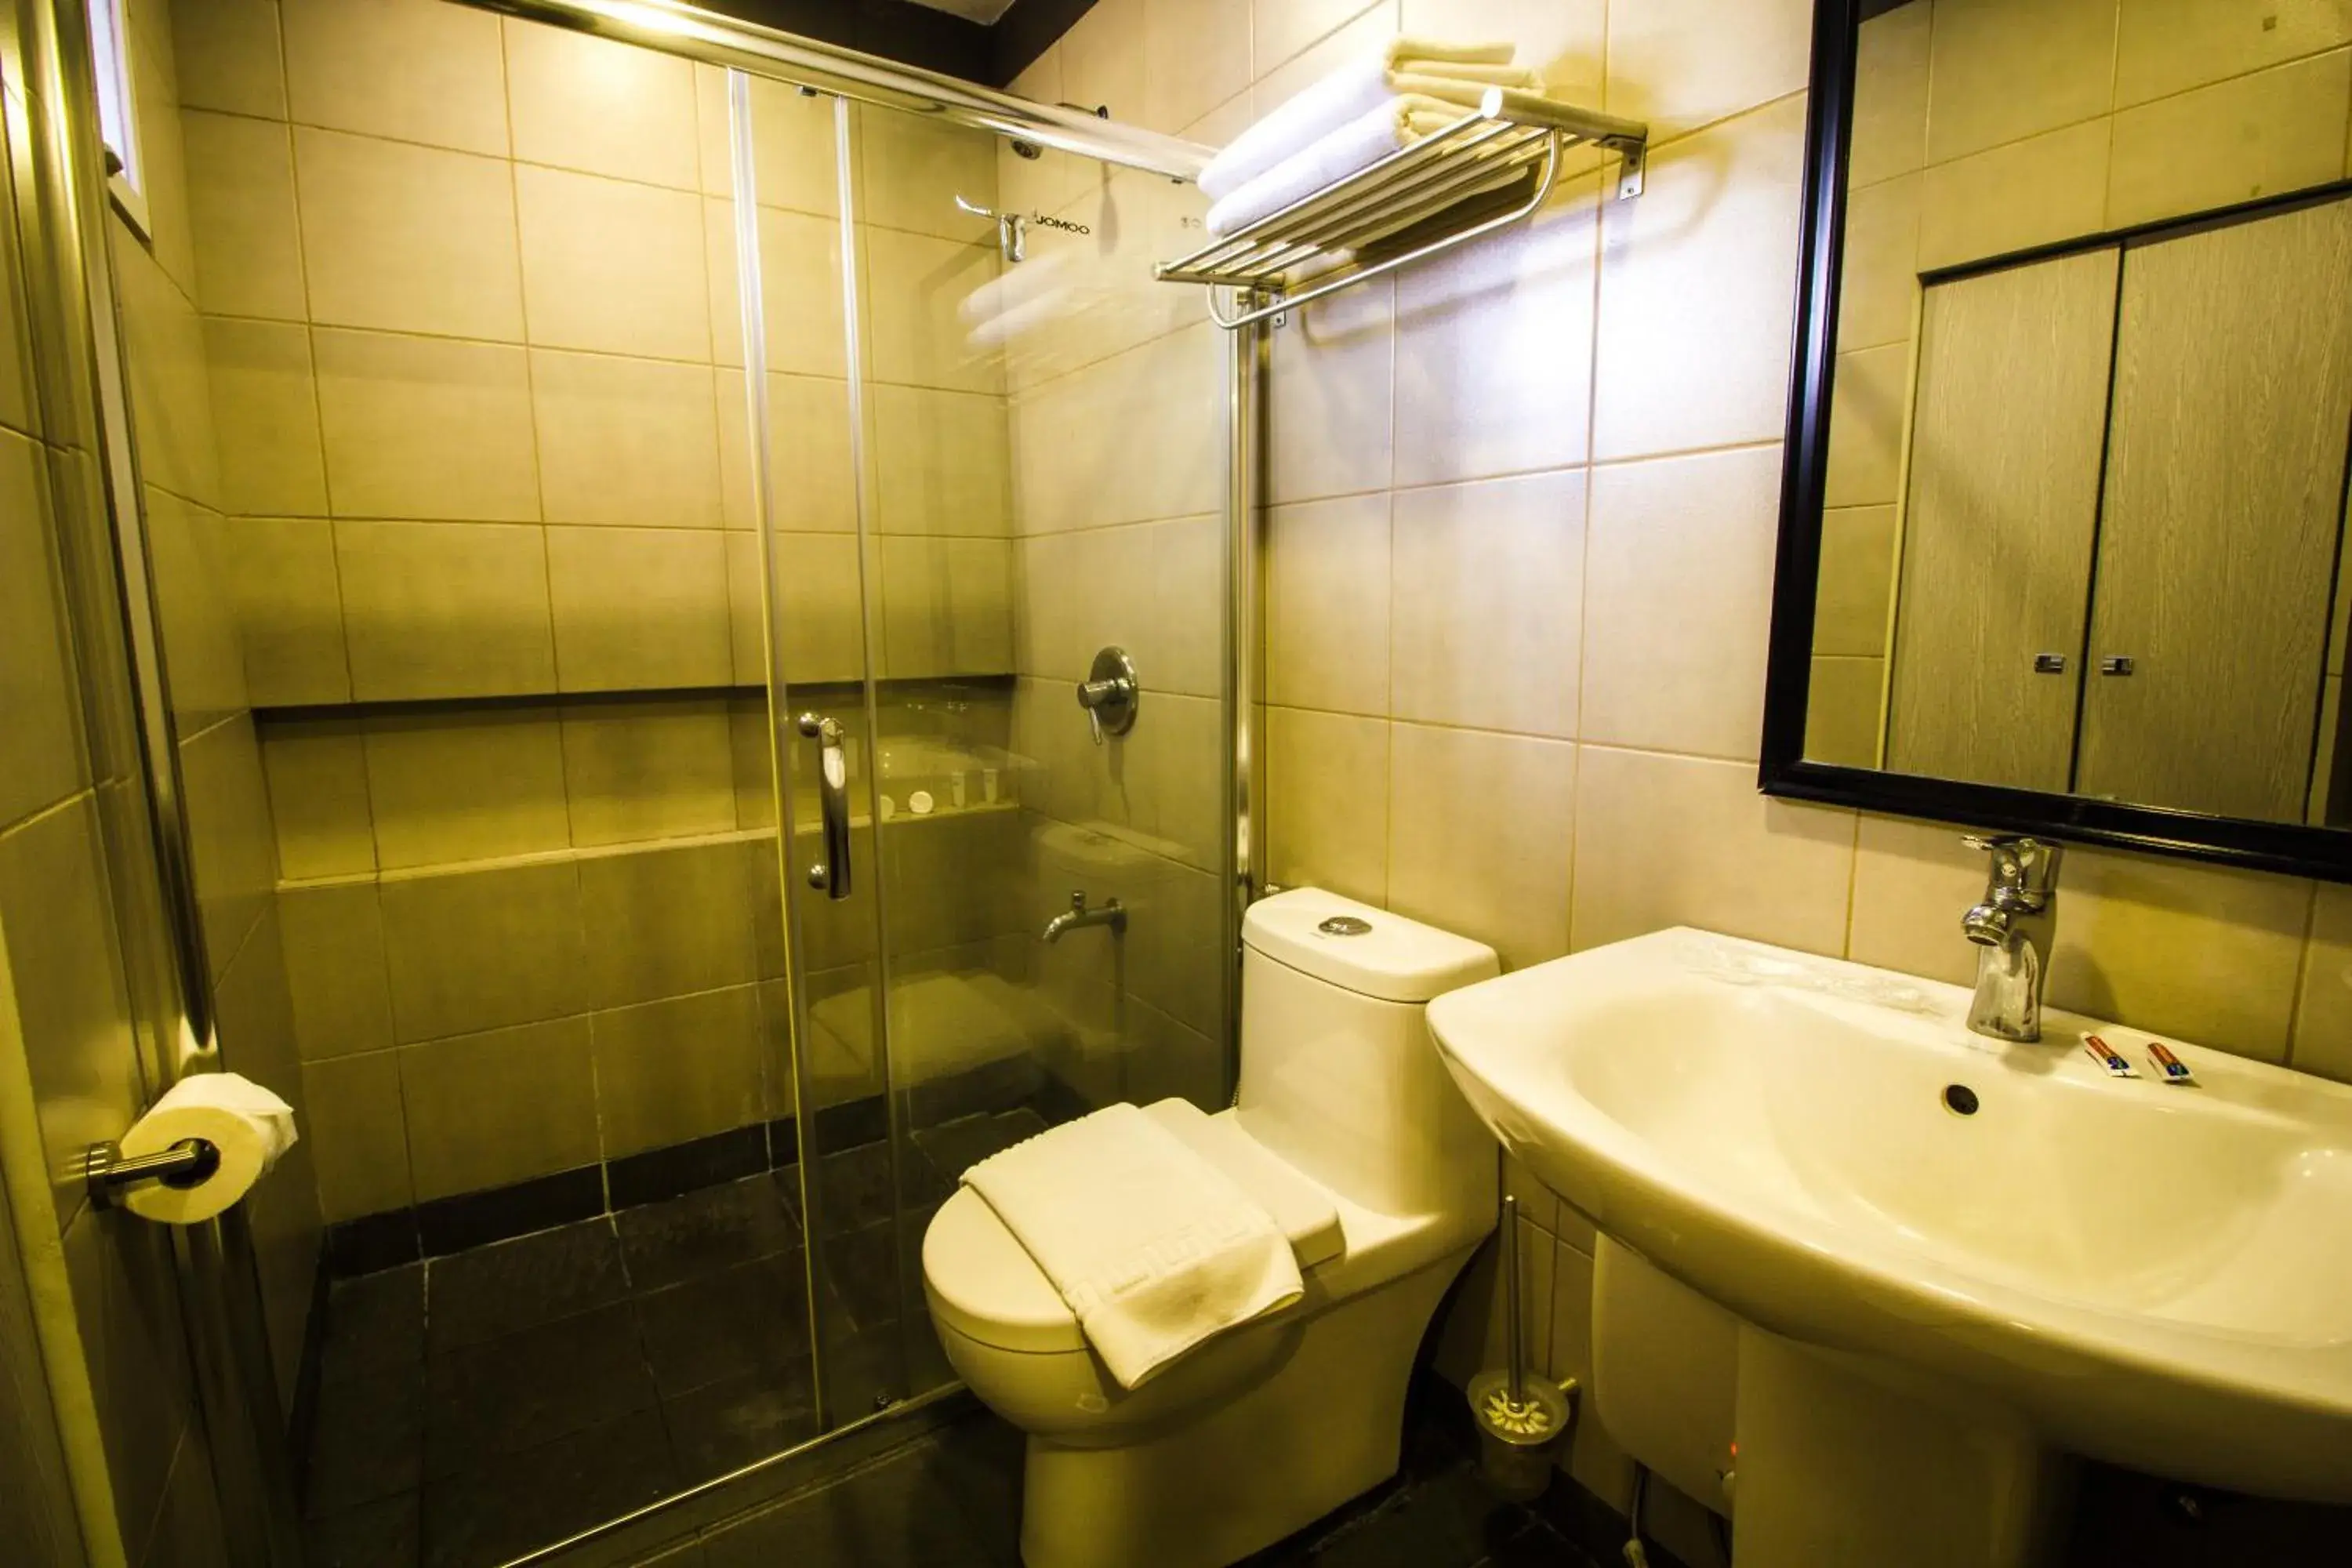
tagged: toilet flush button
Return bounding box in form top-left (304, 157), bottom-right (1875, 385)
top-left (1318, 916), bottom-right (1373, 936)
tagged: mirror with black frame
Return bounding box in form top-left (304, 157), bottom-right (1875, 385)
top-left (1767, 0), bottom-right (2352, 874)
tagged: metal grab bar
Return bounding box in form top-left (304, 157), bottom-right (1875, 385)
top-left (798, 713), bottom-right (853, 900)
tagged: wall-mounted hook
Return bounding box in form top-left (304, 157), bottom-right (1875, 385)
top-left (956, 194), bottom-right (1027, 263)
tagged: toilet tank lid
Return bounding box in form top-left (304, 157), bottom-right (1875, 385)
top-left (1243, 888), bottom-right (1498, 1004)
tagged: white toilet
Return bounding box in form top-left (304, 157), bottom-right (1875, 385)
top-left (921, 887), bottom-right (1501, 1568)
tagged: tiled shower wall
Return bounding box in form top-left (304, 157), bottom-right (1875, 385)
top-left (1806, 0), bottom-right (2352, 768)
top-left (166, 0), bottom-right (1031, 1229)
top-left (1044, 0), bottom-right (2352, 1535)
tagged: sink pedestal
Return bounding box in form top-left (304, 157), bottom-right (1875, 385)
top-left (1731, 1330), bottom-right (2074, 1568)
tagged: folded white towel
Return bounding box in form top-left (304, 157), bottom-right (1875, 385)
top-left (962, 1101), bottom-right (1305, 1388)
top-left (1205, 95), bottom-right (1466, 236)
top-left (1199, 39), bottom-right (1539, 201)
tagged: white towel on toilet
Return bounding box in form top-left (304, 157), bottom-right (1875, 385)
top-left (1198, 39), bottom-right (1541, 201)
top-left (961, 1102), bottom-right (1305, 1388)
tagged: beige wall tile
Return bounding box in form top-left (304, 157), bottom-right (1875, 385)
top-left (1267, 492), bottom-right (1389, 714)
top-left (1142, 0), bottom-right (1252, 135)
top-left (531, 350), bottom-right (724, 529)
top-left (362, 709), bottom-right (571, 869)
top-left (1251, 0), bottom-right (1382, 77)
top-left (314, 329), bottom-right (540, 522)
top-left (1268, 278), bottom-right (1393, 505)
top-left (1062, 0), bottom-right (1146, 119)
top-left (2293, 883), bottom-right (2352, 1083)
top-left (705, 69), bottom-right (842, 216)
top-left (172, 0), bottom-right (287, 118)
top-left (0, 430), bottom-right (84, 830)
top-left (336, 521), bottom-right (555, 700)
top-left (2117, 0), bottom-right (2352, 107)
top-left (1582, 445), bottom-right (1782, 760)
top-left (561, 699), bottom-right (738, 847)
top-left (1388, 470), bottom-right (1584, 739)
top-left (1813, 505), bottom-right (1896, 658)
top-left (1606, 0), bottom-right (1811, 140)
top-left (204, 317), bottom-right (327, 518)
top-left (1917, 119), bottom-right (2111, 272)
top-left (1145, 514), bottom-right (1226, 700)
top-left (546, 525), bottom-right (731, 691)
top-left (1852, 2), bottom-right (1933, 187)
top-left (1846, 812), bottom-right (1984, 987)
top-left (1572, 746), bottom-right (1855, 956)
top-left (0, 797), bottom-right (140, 1221)
top-left (742, 205), bottom-right (848, 376)
top-left (1926, 0), bottom-right (2118, 165)
top-left (864, 227), bottom-right (1004, 394)
top-left (504, 19), bottom-right (699, 190)
top-left (281, 0), bottom-right (509, 154)
top-left (218, 516), bottom-right (348, 706)
top-left (183, 111), bottom-right (302, 319)
top-left (1398, 0), bottom-right (1606, 103)
top-left (280, 883), bottom-right (395, 1062)
top-left (2106, 49), bottom-right (2352, 229)
top-left (1838, 173), bottom-right (1922, 352)
top-left (1396, 191), bottom-right (1598, 488)
top-left (144, 491), bottom-right (247, 730)
top-left (400, 1018), bottom-right (598, 1199)
top-left (2049, 848), bottom-right (2313, 1064)
top-left (1823, 341), bottom-right (1910, 510)
top-left (299, 1052), bottom-right (409, 1220)
top-left (1593, 97), bottom-right (1806, 462)
top-left (517, 165), bottom-right (711, 361)
top-left (1388, 723), bottom-right (1577, 970)
top-left (116, 241), bottom-right (220, 509)
top-left (871, 383), bottom-right (1011, 536)
top-left (773, 532), bottom-right (868, 684)
top-left (379, 861), bottom-right (586, 1043)
top-left (590, 985), bottom-right (764, 1156)
top-left (856, 110), bottom-right (1000, 243)
top-left (260, 720), bottom-right (376, 880)
top-left (292, 128), bottom-right (524, 340)
top-left (878, 535), bottom-right (1014, 678)
top-left (717, 371), bottom-right (857, 532)
top-left (579, 840), bottom-right (755, 1008)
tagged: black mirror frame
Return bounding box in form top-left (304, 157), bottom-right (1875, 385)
top-left (1759, 0), bottom-right (2352, 885)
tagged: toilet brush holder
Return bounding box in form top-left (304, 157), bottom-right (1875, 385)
top-left (1468, 1195), bottom-right (1577, 1501)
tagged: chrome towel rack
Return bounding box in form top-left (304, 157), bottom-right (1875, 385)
top-left (1156, 86), bottom-right (1647, 332)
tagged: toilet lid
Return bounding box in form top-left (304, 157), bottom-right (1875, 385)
top-left (922, 1101), bottom-right (1347, 1356)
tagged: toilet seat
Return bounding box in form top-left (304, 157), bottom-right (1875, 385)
top-left (924, 1099), bottom-right (1347, 1355)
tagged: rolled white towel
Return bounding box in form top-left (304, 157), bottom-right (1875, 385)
top-left (1205, 95), bottom-right (1466, 237)
top-left (1200, 39), bottom-right (1539, 201)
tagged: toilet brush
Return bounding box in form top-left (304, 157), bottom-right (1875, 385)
top-left (1466, 1195), bottom-right (1576, 1501)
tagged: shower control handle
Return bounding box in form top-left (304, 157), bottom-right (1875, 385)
top-left (1076, 647), bottom-right (1140, 745)
top-left (798, 713), bottom-right (852, 901)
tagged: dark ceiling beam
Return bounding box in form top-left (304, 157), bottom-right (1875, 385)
top-left (697, 0), bottom-right (1099, 89)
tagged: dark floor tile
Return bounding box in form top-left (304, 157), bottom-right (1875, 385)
top-left (424, 1302), bottom-right (658, 1475)
top-left (636, 1254), bottom-right (809, 1398)
top-left (818, 1320), bottom-right (906, 1417)
top-left (822, 1220), bottom-right (901, 1330)
top-left (321, 1265), bottom-right (425, 1382)
top-left (420, 1408), bottom-right (678, 1568)
top-left (609, 1126), bottom-right (770, 1210)
top-left (304, 1490), bottom-right (421, 1568)
top-left (423, 1218), bottom-right (629, 1355)
top-left (1477, 1517), bottom-right (1599, 1568)
top-left (417, 1166), bottom-right (604, 1257)
top-left (809, 1142), bottom-right (896, 1235)
top-left (307, 1365), bottom-right (424, 1515)
top-left (698, 1428), bottom-right (1016, 1568)
top-left (811, 1094), bottom-right (889, 1150)
top-left (2067, 1464), bottom-right (2352, 1568)
top-left (616, 1174), bottom-right (800, 1294)
top-left (1309, 1463), bottom-right (1540, 1568)
top-left (918, 1414), bottom-right (1025, 1555)
top-left (660, 1359), bottom-right (821, 1482)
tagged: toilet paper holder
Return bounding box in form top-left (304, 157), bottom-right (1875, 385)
top-left (83, 1138), bottom-right (220, 1207)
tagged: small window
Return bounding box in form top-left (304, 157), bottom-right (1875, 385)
top-left (86, 0), bottom-right (149, 237)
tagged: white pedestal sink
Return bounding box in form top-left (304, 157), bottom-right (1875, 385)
top-left (1426, 928), bottom-right (2352, 1568)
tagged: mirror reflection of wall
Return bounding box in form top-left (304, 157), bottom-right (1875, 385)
top-left (1805, 0), bottom-right (2352, 829)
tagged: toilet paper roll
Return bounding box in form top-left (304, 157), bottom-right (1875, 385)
top-left (118, 1072), bottom-right (299, 1224)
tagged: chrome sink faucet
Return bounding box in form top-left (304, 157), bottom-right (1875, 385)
top-left (1960, 836), bottom-right (2062, 1042)
top-left (1042, 889), bottom-right (1126, 944)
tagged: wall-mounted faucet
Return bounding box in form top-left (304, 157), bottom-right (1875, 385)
top-left (1043, 890), bottom-right (1126, 944)
top-left (1960, 835), bottom-right (2061, 1042)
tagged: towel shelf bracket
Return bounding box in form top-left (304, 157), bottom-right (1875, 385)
top-left (1158, 90), bottom-right (1648, 332)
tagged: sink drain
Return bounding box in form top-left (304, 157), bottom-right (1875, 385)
top-left (1943, 1084), bottom-right (1980, 1117)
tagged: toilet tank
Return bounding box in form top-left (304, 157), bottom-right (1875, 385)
top-left (1236, 889), bottom-right (1501, 1220)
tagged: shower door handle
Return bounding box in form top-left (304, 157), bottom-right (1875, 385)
top-left (798, 713), bottom-right (852, 900)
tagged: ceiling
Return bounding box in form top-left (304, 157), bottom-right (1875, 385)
top-left (906, 0), bottom-right (1018, 20)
